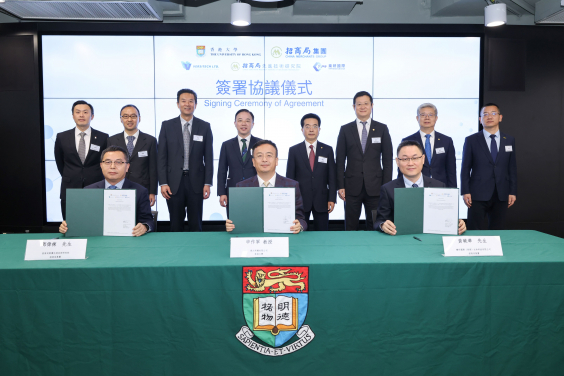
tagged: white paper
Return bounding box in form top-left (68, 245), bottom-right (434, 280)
top-left (230, 237), bottom-right (290, 258)
top-left (138, 151), bottom-right (148, 157)
top-left (25, 239), bottom-right (87, 260)
top-left (442, 236), bottom-right (503, 257)
top-left (422, 188), bottom-right (459, 235)
top-left (90, 144), bottom-right (100, 152)
top-left (372, 137), bottom-right (381, 143)
top-left (318, 156), bottom-right (327, 164)
top-left (505, 145), bottom-right (513, 152)
top-left (435, 147), bottom-right (445, 154)
top-left (193, 135), bottom-right (203, 142)
top-left (263, 188), bottom-right (295, 234)
top-left (103, 189), bottom-right (136, 236)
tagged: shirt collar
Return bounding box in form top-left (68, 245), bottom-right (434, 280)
top-left (420, 130), bottom-right (435, 140)
top-left (305, 140), bottom-right (318, 149)
top-left (124, 130), bottom-right (140, 140)
top-left (356, 118), bottom-right (371, 127)
top-left (238, 135), bottom-right (250, 143)
top-left (105, 178), bottom-right (125, 189)
top-left (75, 126), bottom-right (91, 137)
top-left (403, 173), bottom-right (424, 188)
top-left (257, 173), bottom-right (276, 188)
top-left (180, 116), bottom-right (193, 127)
top-left (483, 128), bottom-right (500, 140)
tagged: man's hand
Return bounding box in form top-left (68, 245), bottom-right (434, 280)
top-left (149, 194), bottom-right (156, 207)
top-left (161, 185), bottom-right (172, 200)
top-left (382, 220), bottom-right (397, 235)
top-left (508, 195), bottom-right (516, 208)
top-left (458, 219), bottom-right (467, 235)
top-left (203, 185), bottom-right (211, 199)
top-left (328, 201), bottom-right (335, 213)
top-left (132, 223), bottom-right (148, 237)
top-left (291, 219), bottom-right (302, 234)
top-left (226, 219), bottom-right (235, 232)
top-left (59, 220), bottom-right (68, 234)
top-left (220, 195), bottom-right (228, 207)
top-left (338, 189), bottom-right (346, 201)
top-left (463, 194), bottom-right (472, 208)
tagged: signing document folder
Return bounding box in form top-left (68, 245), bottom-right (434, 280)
top-left (263, 187), bottom-right (295, 233)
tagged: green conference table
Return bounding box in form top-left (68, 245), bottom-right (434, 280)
top-left (1, 230), bottom-right (563, 376)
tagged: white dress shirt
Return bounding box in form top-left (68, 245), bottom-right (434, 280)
top-left (403, 173), bottom-right (424, 188)
top-left (356, 118), bottom-right (371, 142)
top-left (124, 130), bottom-right (140, 148)
top-left (483, 129), bottom-right (501, 152)
top-left (238, 135), bottom-right (250, 154)
top-left (105, 179), bottom-right (125, 189)
top-left (257, 174), bottom-right (276, 187)
top-left (420, 130), bottom-right (435, 155)
top-left (75, 126), bottom-right (92, 153)
top-left (305, 140), bottom-right (318, 157)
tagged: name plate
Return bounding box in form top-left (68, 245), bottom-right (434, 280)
top-left (442, 236), bottom-right (503, 257)
top-left (25, 239), bottom-right (87, 260)
top-left (230, 237), bottom-right (289, 258)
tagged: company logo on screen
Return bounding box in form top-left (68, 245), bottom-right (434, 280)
top-left (181, 61), bottom-right (192, 70)
top-left (209, 47), bottom-right (261, 57)
top-left (313, 62), bottom-right (325, 71)
top-left (196, 46), bottom-right (205, 57)
top-left (285, 47), bottom-right (327, 59)
top-left (180, 61), bottom-right (219, 70)
top-left (271, 46), bottom-right (282, 58)
top-left (231, 62), bottom-right (240, 71)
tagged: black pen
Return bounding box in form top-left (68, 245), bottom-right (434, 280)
top-left (413, 236), bottom-right (422, 242)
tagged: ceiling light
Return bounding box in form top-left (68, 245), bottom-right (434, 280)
top-left (485, 3), bottom-right (507, 27)
top-left (231, 1), bottom-right (251, 27)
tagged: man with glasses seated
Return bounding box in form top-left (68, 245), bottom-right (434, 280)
top-left (58, 146), bottom-right (155, 237)
top-left (107, 104), bottom-right (158, 207)
top-left (374, 140), bottom-right (466, 235)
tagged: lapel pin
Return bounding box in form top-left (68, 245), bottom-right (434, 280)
top-left (503, 137), bottom-right (506, 139)
top-left (320, 146), bottom-right (323, 149)
top-left (372, 129), bottom-right (375, 131)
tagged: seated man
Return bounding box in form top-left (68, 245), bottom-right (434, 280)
top-left (226, 140), bottom-right (307, 234)
top-left (59, 145), bottom-right (155, 237)
top-left (374, 140), bottom-right (466, 235)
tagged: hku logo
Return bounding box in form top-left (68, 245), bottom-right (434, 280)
top-left (196, 45), bottom-right (205, 56)
top-left (181, 61), bottom-right (191, 70)
top-left (236, 266), bottom-right (315, 356)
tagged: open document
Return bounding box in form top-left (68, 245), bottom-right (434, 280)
top-left (263, 188), bottom-right (295, 233)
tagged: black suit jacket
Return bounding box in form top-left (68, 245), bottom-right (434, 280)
top-left (107, 131), bottom-right (158, 195)
top-left (85, 178), bottom-right (155, 232)
top-left (217, 135), bottom-right (261, 196)
top-left (157, 116), bottom-right (213, 195)
top-left (399, 131), bottom-right (457, 188)
top-left (460, 131), bottom-right (517, 201)
top-left (236, 174), bottom-right (308, 231)
top-left (374, 176), bottom-right (445, 231)
top-left (54, 128), bottom-right (108, 200)
top-left (286, 141), bottom-right (337, 213)
top-left (336, 119), bottom-right (393, 196)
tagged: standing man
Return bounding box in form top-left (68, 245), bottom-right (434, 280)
top-left (108, 104), bottom-right (158, 206)
top-left (217, 109), bottom-right (262, 216)
top-left (399, 103), bottom-right (457, 188)
top-left (54, 100), bottom-right (108, 219)
top-left (336, 91), bottom-right (393, 230)
top-left (286, 113), bottom-right (337, 231)
top-left (158, 89), bottom-right (213, 232)
top-left (461, 103), bottom-right (517, 230)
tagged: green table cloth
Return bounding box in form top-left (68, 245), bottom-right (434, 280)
top-left (1, 230), bottom-right (563, 375)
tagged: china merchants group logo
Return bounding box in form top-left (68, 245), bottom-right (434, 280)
top-left (231, 62), bottom-right (240, 71)
top-left (236, 266), bottom-right (315, 356)
top-left (196, 45), bottom-right (205, 56)
top-left (271, 46), bottom-right (282, 58)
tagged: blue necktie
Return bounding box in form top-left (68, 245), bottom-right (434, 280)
top-left (108, 185), bottom-right (117, 189)
top-left (490, 134), bottom-right (498, 162)
top-left (425, 134), bottom-right (432, 164)
top-left (412, 184), bottom-right (418, 188)
top-left (361, 121), bottom-right (368, 153)
top-left (126, 136), bottom-right (135, 156)
top-left (241, 139), bottom-right (248, 162)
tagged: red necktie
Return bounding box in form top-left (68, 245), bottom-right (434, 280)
top-left (309, 145), bottom-right (315, 171)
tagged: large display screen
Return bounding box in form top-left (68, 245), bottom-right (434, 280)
top-left (42, 35), bottom-right (481, 223)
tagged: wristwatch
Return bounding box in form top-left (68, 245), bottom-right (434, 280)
top-left (143, 223), bottom-right (150, 233)
top-left (299, 225), bottom-right (304, 233)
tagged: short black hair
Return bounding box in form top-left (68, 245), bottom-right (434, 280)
top-left (480, 102), bottom-right (501, 115)
top-left (235, 109), bottom-right (254, 122)
top-left (397, 140), bottom-right (424, 156)
top-left (72, 100), bottom-right (94, 115)
top-left (100, 145), bottom-right (130, 164)
top-left (120, 104), bottom-right (140, 117)
top-left (252, 140), bottom-right (278, 158)
top-left (300, 113), bottom-right (321, 128)
top-left (353, 91), bottom-right (373, 105)
top-left (177, 88), bottom-right (198, 104)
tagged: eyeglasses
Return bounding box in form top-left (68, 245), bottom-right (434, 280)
top-left (304, 125), bottom-right (319, 130)
top-left (418, 113), bottom-right (436, 118)
top-left (397, 155), bottom-right (424, 163)
top-left (481, 112), bottom-right (499, 117)
top-left (121, 115), bottom-right (138, 120)
top-left (102, 160), bottom-right (127, 166)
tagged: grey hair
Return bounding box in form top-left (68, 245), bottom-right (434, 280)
top-left (417, 103), bottom-right (438, 116)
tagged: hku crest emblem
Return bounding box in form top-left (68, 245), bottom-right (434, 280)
top-left (236, 266), bottom-right (315, 356)
top-left (196, 45), bottom-right (205, 56)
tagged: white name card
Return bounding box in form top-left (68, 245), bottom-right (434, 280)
top-left (193, 135), bottom-right (203, 142)
top-left (442, 236), bottom-right (503, 257)
top-left (90, 144), bottom-right (100, 152)
top-left (435, 147), bottom-right (445, 154)
top-left (25, 239), bottom-right (87, 260)
top-left (230, 237), bottom-right (289, 258)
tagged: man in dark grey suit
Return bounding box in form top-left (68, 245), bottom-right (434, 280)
top-left (158, 89), bottom-right (213, 232)
top-left (217, 109), bottom-right (261, 217)
top-left (336, 91), bottom-right (393, 231)
top-left (374, 140), bottom-right (466, 235)
top-left (107, 104), bottom-right (158, 206)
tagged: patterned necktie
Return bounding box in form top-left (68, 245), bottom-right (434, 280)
top-left (425, 134), bottom-right (432, 164)
top-left (412, 184), bottom-right (418, 188)
top-left (241, 139), bottom-right (248, 162)
top-left (490, 134), bottom-right (498, 162)
top-left (183, 123), bottom-right (190, 170)
top-left (309, 145), bottom-right (315, 171)
top-left (361, 121), bottom-right (368, 153)
top-left (263, 182), bottom-right (269, 187)
top-left (78, 132), bottom-right (86, 164)
top-left (126, 136), bottom-right (135, 156)
top-left (108, 185), bottom-right (117, 189)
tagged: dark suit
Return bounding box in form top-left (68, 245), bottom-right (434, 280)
top-left (217, 135), bottom-right (261, 216)
top-left (461, 131), bottom-right (517, 230)
top-left (236, 174), bottom-right (308, 231)
top-left (54, 127), bottom-right (108, 219)
top-left (399, 131), bottom-right (457, 188)
top-left (85, 179), bottom-right (155, 232)
top-left (158, 116), bottom-right (213, 232)
top-left (374, 176), bottom-right (445, 231)
top-left (286, 141), bottom-right (337, 231)
top-left (107, 131), bottom-right (158, 195)
top-left (336, 119), bottom-right (393, 230)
